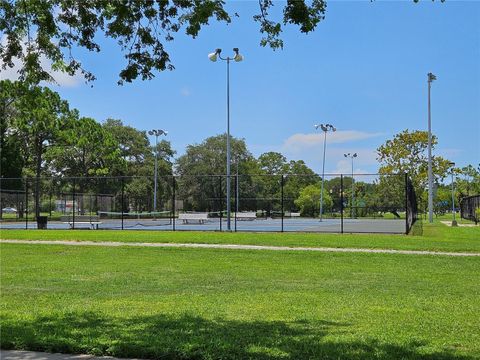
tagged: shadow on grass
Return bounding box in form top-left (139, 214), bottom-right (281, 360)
top-left (0, 312), bottom-right (472, 360)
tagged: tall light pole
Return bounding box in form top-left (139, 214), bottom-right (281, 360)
top-left (427, 72), bottom-right (436, 223)
top-left (236, 158), bottom-right (240, 216)
top-left (148, 129), bottom-right (168, 213)
top-left (314, 123), bottom-right (336, 221)
top-left (344, 153), bottom-right (357, 218)
top-left (208, 47), bottom-right (244, 231)
top-left (449, 162), bottom-right (458, 227)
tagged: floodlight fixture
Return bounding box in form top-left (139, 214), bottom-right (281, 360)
top-left (233, 48), bottom-right (244, 62)
top-left (208, 48), bottom-right (221, 62)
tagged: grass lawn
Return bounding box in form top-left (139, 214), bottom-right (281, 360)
top-left (1, 243), bottom-right (479, 359)
top-left (1, 221), bottom-right (479, 253)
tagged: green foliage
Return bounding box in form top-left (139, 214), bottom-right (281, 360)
top-left (376, 129), bottom-right (452, 210)
top-left (46, 117), bottom-right (124, 177)
top-left (39, 199), bottom-right (55, 213)
top-left (294, 184), bottom-right (332, 217)
top-left (0, 1), bottom-right (326, 84)
top-left (175, 134), bottom-right (256, 211)
top-left (103, 119), bottom-right (151, 166)
top-left (456, 164), bottom-right (480, 198)
top-left (0, 80), bottom-right (23, 178)
top-left (2, 81), bottom-right (72, 215)
top-left (434, 186), bottom-right (452, 216)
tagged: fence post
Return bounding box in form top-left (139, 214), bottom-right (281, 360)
top-left (405, 173), bottom-right (409, 234)
top-left (172, 175), bottom-right (176, 231)
top-left (219, 176), bottom-right (223, 231)
top-left (25, 178), bottom-right (28, 230)
top-left (72, 178), bottom-right (76, 230)
top-left (121, 177), bottom-right (124, 230)
top-left (340, 174), bottom-right (344, 234)
top-left (49, 187), bottom-right (53, 217)
top-left (234, 174), bottom-right (237, 232)
top-left (281, 174), bottom-right (284, 232)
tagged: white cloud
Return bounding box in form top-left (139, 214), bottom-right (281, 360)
top-left (282, 130), bottom-right (383, 154)
top-left (0, 35), bottom-right (82, 87)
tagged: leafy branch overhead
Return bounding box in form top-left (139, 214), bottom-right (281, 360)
top-left (0, 0), bottom-right (326, 85)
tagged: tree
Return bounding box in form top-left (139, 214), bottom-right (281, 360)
top-left (175, 134), bottom-right (256, 211)
top-left (45, 116), bottom-right (125, 214)
top-left (1, 1), bottom-right (326, 84)
top-left (434, 186), bottom-right (452, 216)
top-left (456, 164), bottom-right (480, 198)
top-left (9, 83), bottom-right (71, 216)
top-left (376, 129), bottom-right (451, 211)
top-left (283, 160), bottom-right (318, 212)
top-left (294, 184), bottom-right (332, 217)
top-left (258, 152), bottom-right (288, 175)
top-left (46, 117), bottom-right (123, 178)
top-left (103, 119), bottom-right (153, 175)
top-left (0, 80), bottom-right (23, 180)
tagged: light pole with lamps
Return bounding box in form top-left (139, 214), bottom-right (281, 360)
top-left (148, 129), bottom-right (168, 213)
top-left (208, 47), bottom-right (244, 231)
top-left (314, 123), bottom-right (336, 221)
top-left (427, 72), bottom-right (436, 223)
top-left (344, 153), bottom-right (357, 218)
top-left (449, 162), bottom-right (458, 227)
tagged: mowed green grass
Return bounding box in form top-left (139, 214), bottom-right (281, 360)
top-left (2, 221), bottom-right (480, 252)
top-left (1, 243), bottom-right (479, 359)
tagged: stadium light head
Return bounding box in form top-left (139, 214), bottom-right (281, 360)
top-left (208, 48), bottom-right (221, 62)
top-left (428, 72), bottom-right (437, 82)
top-left (233, 48), bottom-right (243, 62)
top-left (353, 153), bottom-right (357, 158)
top-left (149, 129), bottom-right (168, 136)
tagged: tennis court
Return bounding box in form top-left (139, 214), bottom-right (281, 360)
top-left (0, 215), bottom-right (406, 233)
top-left (0, 173), bottom-right (417, 234)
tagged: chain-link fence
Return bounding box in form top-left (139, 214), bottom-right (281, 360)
top-left (0, 174), bottom-right (418, 234)
top-left (460, 195), bottom-right (480, 225)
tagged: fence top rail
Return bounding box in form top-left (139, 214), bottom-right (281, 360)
top-left (0, 173), bottom-right (409, 181)
top-left (460, 194), bottom-right (480, 202)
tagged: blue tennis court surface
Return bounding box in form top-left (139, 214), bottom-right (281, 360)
top-left (0, 217), bottom-right (406, 233)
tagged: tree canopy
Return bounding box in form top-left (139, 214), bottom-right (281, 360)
top-left (377, 129), bottom-right (451, 190)
top-left (0, 0), bottom-right (326, 84)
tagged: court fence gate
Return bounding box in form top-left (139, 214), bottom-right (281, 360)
top-left (0, 173), bottom-right (418, 234)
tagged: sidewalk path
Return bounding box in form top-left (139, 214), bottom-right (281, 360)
top-left (1, 239), bottom-right (479, 257)
top-left (0, 350), bottom-right (139, 360)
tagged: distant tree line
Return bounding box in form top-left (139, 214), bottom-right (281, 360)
top-left (1, 80), bottom-right (478, 219)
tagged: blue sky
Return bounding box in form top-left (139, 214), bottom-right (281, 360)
top-left (2, 1), bottom-right (479, 175)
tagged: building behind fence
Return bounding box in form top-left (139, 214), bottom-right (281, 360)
top-left (0, 173), bottom-right (418, 234)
